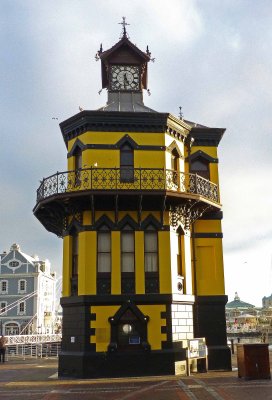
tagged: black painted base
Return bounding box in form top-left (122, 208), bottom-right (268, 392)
top-left (194, 295), bottom-right (232, 371)
top-left (59, 348), bottom-right (187, 379)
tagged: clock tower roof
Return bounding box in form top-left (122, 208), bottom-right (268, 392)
top-left (96, 19), bottom-right (154, 112)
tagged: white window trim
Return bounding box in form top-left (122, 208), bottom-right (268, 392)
top-left (0, 280), bottom-right (8, 294)
top-left (0, 301), bottom-right (7, 315)
top-left (17, 301), bottom-right (26, 316)
top-left (18, 279), bottom-right (27, 294)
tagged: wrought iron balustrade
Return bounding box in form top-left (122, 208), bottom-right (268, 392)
top-left (36, 168), bottom-right (219, 203)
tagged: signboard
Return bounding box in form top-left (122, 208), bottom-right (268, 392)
top-left (188, 338), bottom-right (207, 359)
top-left (129, 335), bottom-right (140, 345)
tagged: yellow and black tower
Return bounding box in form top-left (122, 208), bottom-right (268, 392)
top-left (34, 21), bottom-right (231, 377)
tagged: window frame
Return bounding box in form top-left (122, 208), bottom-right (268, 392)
top-left (121, 228), bottom-right (135, 273)
top-left (0, 280), bottom-right (8, 294)
top-left (144, 226), bottom-right (158, 273)
top-left (97, 228), bottom-right (112, 273)
top-left (17, 301), bottom-right (26, 316)
top-left (0, 301), bottom-right (7, 315)
top-left (18, 279), bottom-right (27, 294)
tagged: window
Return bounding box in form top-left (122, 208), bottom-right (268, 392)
top-left (190, 159), bottom-right (210, 180)
top-left (144, 226), bottom-right (158, 272)
top-left (18, 279), bottom-right (27, 294)
top-left (0, 280), bottom-right (8, 294)
top-left (18, 301), bottom-right (26, 315)
top-left (120, 143), bottom-right (134, 182)
top-left (74, 147), bottom-right (82, 186)
top-left (171, 148), bottom-right (180, 187)
top-left (121, 229), bottom-right (135, 273)
top-left (72, 233), bottom-right (78, 277)
top-left (97, 229), bottom-right (111, 273)
top-left (0, 302), bottom-right (7, 315)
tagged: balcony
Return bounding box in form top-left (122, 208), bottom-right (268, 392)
top-left (36, 167), bottom-right (219, 204)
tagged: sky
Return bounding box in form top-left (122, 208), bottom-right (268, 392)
top-left (1, 0), bottom-right (272, 307)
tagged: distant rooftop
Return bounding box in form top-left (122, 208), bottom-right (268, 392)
top-left (226, 292), bottom-right (255, 309)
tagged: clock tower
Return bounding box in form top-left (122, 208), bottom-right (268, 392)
top-left (34, 19), bottom-right (231, 378)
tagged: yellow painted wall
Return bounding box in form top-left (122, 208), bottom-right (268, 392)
top-left (77, 231), bottom-right (97, 295)
top-left (158, 231), bottom-right (172, 293)
top-left (90, 305), bottom-right (119, 352)
top-left (90, 304), bottom-right (167, 352)
top-left (68, 131), bottom-right (165, 150)
top-left (194, 238), bottom-right (225, 295)
top-left (139, 305), bottom-right (167, 350)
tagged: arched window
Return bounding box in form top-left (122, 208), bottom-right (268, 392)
top-left (120, 143), bottom-right (134, 182)
top-left (74, 147), bottom-right (82, 171)
top-left (97, 226), bottom-right (111, 273)
top-left (97, 224), bottom-right (111, 294)
top-left (74, 147), bottom-right (82, 186)
top-left (144, 225), bottom-right (159, 293)
top-left (144, 225), bottom-right (158, 272)
top-left (190, 158), bottom-right (210, 180)
top-left (121, 224), bottom-right (135, 294)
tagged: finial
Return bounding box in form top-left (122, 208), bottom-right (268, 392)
top-left (95, 43), bottom-right (103, 61)
top-left (119, 16), bottom-right (130, 39)
top-left (179, 106), bottom-right (183, 120)
top-left (146, 45), bottom-right (155, 62)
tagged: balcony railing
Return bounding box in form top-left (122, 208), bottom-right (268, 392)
top-left (36, 168), bottom-right (219, 204)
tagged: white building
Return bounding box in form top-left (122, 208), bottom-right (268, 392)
top-left (0, 243), bottom-right (57, 335)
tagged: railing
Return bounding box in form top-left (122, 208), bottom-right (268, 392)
top-left (6, 342), bottom-right (61, 360)
top-left (36, 168), bottom-right (219, 204)
top-left (6, 333), bottom-right (62, 345)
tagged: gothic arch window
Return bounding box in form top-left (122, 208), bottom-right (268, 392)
top-left (190, 158), bottom-right (210, 180)
top-left (97, 224), bottom-right (111, 294)
top-left (144, 225), bottom-right (158, 273)
top-left (120, 143), bottom-right (134, 182)
top-left (121, 224), bottom-right (135, 294)
top-left (144, 224), bottom-right (159, 293)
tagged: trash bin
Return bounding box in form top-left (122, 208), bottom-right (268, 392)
top-left (237, 343), bottom-right (271, 380)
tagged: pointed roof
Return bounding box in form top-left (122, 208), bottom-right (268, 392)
top-left (99, 36), bottom-right (150, 63)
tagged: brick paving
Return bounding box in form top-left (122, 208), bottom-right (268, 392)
top-left (0, 353), bottom-right (271, 400)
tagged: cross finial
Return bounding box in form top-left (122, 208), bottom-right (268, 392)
top-left (179, 106), bottom-right (184, 120)
top-left (119, 16), bottom-right (130, 38)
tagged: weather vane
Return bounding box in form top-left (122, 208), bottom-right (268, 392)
top-left (119, 16), bottom-right (130, 39)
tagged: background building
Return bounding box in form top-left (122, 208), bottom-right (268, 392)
top-left (0, 243), bottom-right (57, 335)
top-left (34, 22), bottom-right (231, 377)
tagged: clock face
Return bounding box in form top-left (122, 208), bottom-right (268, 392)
top-left (110, 65), bottom-right (140, 91)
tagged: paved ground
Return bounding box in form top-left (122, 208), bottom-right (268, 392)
top-left (0, 353), bottom-right (271, 400)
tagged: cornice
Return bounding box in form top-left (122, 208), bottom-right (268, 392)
top-left (189, 127), bottom-right (225, 147)
top-left (60, 111), bottom-right (190, 148)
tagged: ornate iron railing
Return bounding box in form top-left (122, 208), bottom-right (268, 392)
top-left (36, 168), bottom-right (219, 203)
